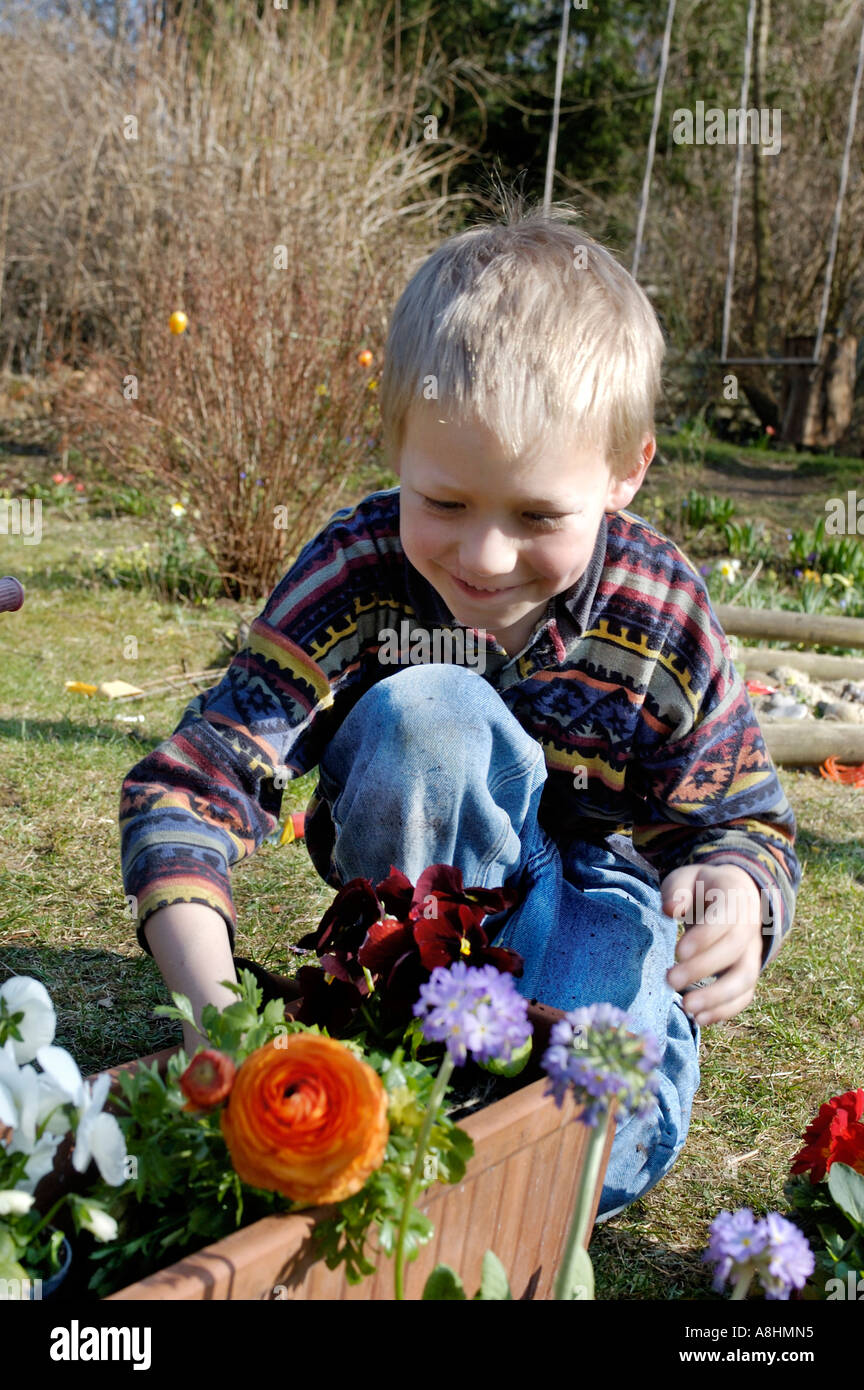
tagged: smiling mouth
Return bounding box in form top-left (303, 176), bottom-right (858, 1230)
top-left (452, 575), bottom-right (518, 595)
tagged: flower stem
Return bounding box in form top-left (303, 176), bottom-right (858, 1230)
top-left (393, 1052), bottom-right (455, 1301)
top-left (553, 1113), bottom-right (609, 1300)
top-left (731, 1270), bottom-right (753, 1300)
top-left (25, 1195), bottom-right (68, 1245)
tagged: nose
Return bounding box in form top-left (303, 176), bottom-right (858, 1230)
top-left (459, 523), bottom-right (516, 580)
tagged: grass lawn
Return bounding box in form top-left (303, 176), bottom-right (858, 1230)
top-left (1, 399), bottom-right (862, 1299)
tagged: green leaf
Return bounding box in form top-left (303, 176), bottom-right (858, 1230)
top-left (0, 1228), bottom-right (22, 1263)
top-left (0, 1257), bottom-right (29, 1286)
top-left (475, 1249), bottom-right (512, 1300)
top-left (161, 992), bottom-right (196, 1025)
top-left (423, 1264), bottom-right (467, 1300)
top-left (219, 1001), bottom-right (259, 1029)
top-left (827, 1164), bottom-right (864, 1233)
top-left (479, 1035), bottom-right (533, 1078)
top-left (817, 1224), bottom-right (852, 1260)
top-left (558, 1244), bottom-right (595, 1300)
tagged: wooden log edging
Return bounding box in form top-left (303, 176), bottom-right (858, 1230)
top-left (732, 646), bottom-right (864, 681)
top-left (761, 720), bottom-right (864, 766)
top-left (715, 604), bottom-right (864, 649)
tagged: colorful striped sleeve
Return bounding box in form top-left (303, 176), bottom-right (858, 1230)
top-left (627, 550), bottom-right (801, 972)
top-left (118, 495), bottom-right (392, 954)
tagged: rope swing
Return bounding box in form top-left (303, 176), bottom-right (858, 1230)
top-left (631, 0), bottom-right (677, 279)
top-left (544, 0), bottom-right (864, 374)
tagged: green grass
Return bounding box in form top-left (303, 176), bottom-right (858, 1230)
top-left (1, 416), bottom-right (863, 1299)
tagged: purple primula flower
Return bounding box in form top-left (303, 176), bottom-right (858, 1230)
top-left (758, 1213), bottom-right (815, 1300)
top-left (540, 1002), bottom-right (660, 1128)
top-left (703, 1209), bottom-right (765, 1294)
top-left (549, 1018), bottom-right (574, 1049)
top-left (413, 962), bottom-right (531, 1066)
top-left (703, 1209), bottom-right (813, 1300)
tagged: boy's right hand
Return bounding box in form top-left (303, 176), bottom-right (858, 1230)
top-left (142, 903), bottom-right (239, 1055)
top-left (661, 863), bottom-right (764, 1027)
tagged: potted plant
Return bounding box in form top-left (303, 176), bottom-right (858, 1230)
top-left (100, 1003), bottom-right (615, 1301)
top-left (16, 864), bottom-right (666, 1301)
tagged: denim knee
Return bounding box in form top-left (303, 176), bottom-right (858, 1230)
top-left (308, 661), bottom-right (546, 891)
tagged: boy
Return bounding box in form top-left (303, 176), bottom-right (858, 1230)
top-left (120, 203), bottom-right (800, 1221)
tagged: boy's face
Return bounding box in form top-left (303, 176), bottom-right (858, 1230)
top-left (394, 406), bottom-right (652, 645)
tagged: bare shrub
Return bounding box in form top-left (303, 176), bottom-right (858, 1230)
top-left (3, 1), bottom-right (478, 596)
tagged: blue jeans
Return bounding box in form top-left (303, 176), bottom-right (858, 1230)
top-left (303, 664), bottom-right (701, 1221)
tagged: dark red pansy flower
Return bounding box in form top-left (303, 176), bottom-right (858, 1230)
top-left (296, 877), bottom-right (383, 954)
top-left (374, 866), bottom-right (416, 919)
top-left (412, 916), bottom-right (523, 976)
top-left (409, 863), bottom-right (520, 924)
top-left (357, 915), bottom-right (414, 975)
top-left (293, 964), bottom-right (368, 1034)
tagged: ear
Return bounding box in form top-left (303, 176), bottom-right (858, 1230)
top-left (604, 436), bottom-right (655, 512)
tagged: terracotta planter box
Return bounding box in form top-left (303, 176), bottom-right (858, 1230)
top-left (34, 1003), bottom-right (616, 1301)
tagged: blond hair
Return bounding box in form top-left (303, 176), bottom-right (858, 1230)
top-left (379, 198), bottom-right (665, 477)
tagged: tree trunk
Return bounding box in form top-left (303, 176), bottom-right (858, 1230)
top-left (780, 333), bottom-right (858, 447)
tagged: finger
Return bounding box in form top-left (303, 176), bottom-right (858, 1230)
top-left (668, 931), bottom-right (753, 990)
top-left (672, 917), bottom-right (733, 962)
top-left (680, 960), bottom-right (755, 1012)
top-left (684, 986), bottom-right (757, 1027)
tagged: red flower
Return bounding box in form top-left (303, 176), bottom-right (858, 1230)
top-left (297, 878), bottom-right (381, 956)
top-left (407, 863), bottom-right (523, 976)
top-left (179, 1049), bottom-right (236, 1111)
top-left (294, 863), bottom-right (525, 1034)
top-left (790, 1088), bottom-right (864, 1183)
top-left (293, 964), bottom-right (367, 1035)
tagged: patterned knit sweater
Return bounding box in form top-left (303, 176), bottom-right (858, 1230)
top-left (120, 487), bottom-right (800, 970)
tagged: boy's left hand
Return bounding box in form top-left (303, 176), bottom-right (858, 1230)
top-left (661, 864), bottom-right (764, 1026)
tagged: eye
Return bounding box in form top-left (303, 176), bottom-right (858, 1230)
top-left (421, 496), bottom-right (461, 512)
top-left (524, 513), bottom-right (565, 530)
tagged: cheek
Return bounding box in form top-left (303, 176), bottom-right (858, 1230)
top-left (401, 510), bottom-right (446, 559)
top-left (532, 535), bottom-right (581, 580)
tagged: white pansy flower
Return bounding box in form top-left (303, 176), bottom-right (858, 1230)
top-left (0, 977), bottom-right (56, 1064)
top-left (8, 1131), bottom-right (60, 1194)
top-left (35, 1044), bottom-right (85, 1133)
top-left (0, 1190), bottom-right (35, 1215)
top-left (71, 1197), bottom-right (118, 1242)
top-left (71, 1073), bottom-right (127, 1186)
top-left (0, 1042), bottom-right (40, 1146)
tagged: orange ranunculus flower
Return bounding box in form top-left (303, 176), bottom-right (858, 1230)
top-left (220, 1034), bottom-right (389, 1204)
